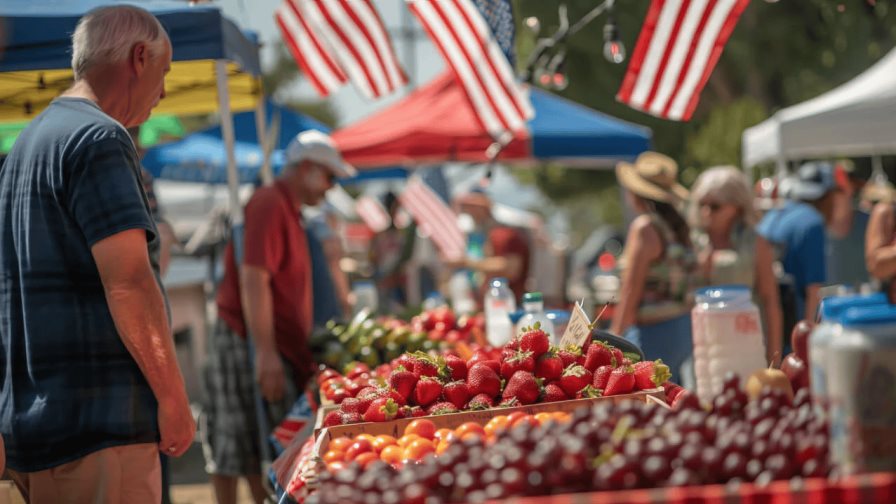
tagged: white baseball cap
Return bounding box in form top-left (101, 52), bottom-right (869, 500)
top-left (285, 130), bottom-right (356, 179)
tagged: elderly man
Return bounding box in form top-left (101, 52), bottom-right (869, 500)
top-left (203, 130), bottom-right (353, 504)
top-left (0, 5), bottom-right (194, 503)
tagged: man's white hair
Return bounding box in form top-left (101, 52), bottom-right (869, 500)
top-left (71, 5), bottom-right (168, 80)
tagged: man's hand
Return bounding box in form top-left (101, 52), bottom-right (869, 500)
top-left (256, 349), bottom-right (286, 403)
top-left (157, 395), bottom-right (195, 457)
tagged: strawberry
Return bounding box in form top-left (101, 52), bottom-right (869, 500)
top-left (535, 353), bottom-right (564, 382)
top-left (466, 362), bottom-right (502, 398)
top-left (592, 365), bottom-right (614, 390)
top-left (500, 351), bottom-right (535, 380)
top-left (576, 385), bottom-right (602, 399)
top-left (583, 341), bottom-right (616, 372)
top-left (558, 347), bottom-right (582, 368)
top-left (427, 402), bottom-right (458, 415)
top-left (388, 367), bottom-right (418, 402)
top-left (611, 347), bottom-right (624, 368)
top-left (323, 410), bottom-right (344, 427)
top-left (478, 359), bottom-right (501, 375)
top-left (519, 323), bottom-right (550, 357)
top-left (603, 366), bottom-right (635, 396)
top-left (339, 396), bottom-right (373, 416)
top-left (501, 371), bottom-right (541, 405)
top-left (672, 390), bottom-right (699, 410)
top-left (413, 376), bottom-right (443, 407)
top-left (341, 412), bottom-right (362, 424)
top-left (443, 381), bottom-right (470, 410)
top-left (357, 386), bottom-right (379, 400)
top-left (559, 364), bottom-right (593, 397)
top-left (543, 382), bottom-right (569, 402)
top-left (445, 355), bottom-right (468, 381)
top-left (399, 405), bottom-right (426, 419)
top-left (395, 354), bottom-right (416, 372)
top-left (501, 346), bottom-right (518, 362)
top-left (411, 352), bottom-right (442, 379)
top-left (498, 397), bottom-right (521, 408)
top-left (467, 393), bottom-right (494, 410)
top-left (633, 360), bottom-right (671, 391)
top-left (663, 381), bottom-right (685, 403)
top-left (467, 350), bottom-right (493, 370)
top-left (362, 397), bottom-right (399, 422)
top-left (345, 362), bottom-right (370, 380)
top-left (505, 338), bottom-right (519, 351)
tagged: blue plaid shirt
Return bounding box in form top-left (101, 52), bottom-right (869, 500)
top-left (0, 98), bottom-right (162, 472)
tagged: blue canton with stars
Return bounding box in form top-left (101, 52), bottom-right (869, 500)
top-left (472, 0), bottom-right (516, 67)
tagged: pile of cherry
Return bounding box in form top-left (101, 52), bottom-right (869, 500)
top-left (309, 374), bottom-right (829, 504)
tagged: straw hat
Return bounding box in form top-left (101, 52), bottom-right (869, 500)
top-left (616, 152), bottom-right (689, 204)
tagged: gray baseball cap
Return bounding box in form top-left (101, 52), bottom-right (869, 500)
top-left (285, 130), bottom-right (356, 179)
top-left (784, 161), bottom-right (837, 202)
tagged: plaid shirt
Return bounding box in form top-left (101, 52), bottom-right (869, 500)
top-left (0, 98), bottom-right (162, 472)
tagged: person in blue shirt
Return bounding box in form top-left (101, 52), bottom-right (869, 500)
top-left (0, 6), bottom-right (194, 502)
top-left (758, 162), bottom-right (840, 330)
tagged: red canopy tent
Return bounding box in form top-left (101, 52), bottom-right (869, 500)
top-left (332, 72), bottom-right (530, 168)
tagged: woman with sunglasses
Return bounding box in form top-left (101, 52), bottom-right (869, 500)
top-left (689, 166), bottom-right (783, 366)
top-left (611, 153), bottom-right (697, 383)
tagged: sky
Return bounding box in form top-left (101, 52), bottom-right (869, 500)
top-left (215, 0), bottom-right (446, 126)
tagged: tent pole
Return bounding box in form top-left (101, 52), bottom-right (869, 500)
top-left (215, 60), bottom-right (243, 225)
top-left (255, 95), bottom-right (273, 186)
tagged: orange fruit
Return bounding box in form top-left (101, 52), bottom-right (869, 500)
top-left (398, 433), bottom-right (423, 448)
top-left (484, 415), bottom-right (510, 437)
top-left (356, 433), bottom-right (377, 445)
top-left (354, 452), bottom-right (380, 468)
top-left (510, 415), bottom-right (539, 430)
top-left (403, 438), bottom-right (435, 460)
top-left (506, 411), bottom-right (529, 425)
top-left (372, 435), bottom-right (398, 453)
top-left (435, 440), bottom-right (451, 455)
top-left (380, 445), bottom-right (404, 465)
top-left (344, 438), bottom-right (374, 461)
top-left (534, 412), bottom-right (554, 424)
top-left (327, 461), bottom-right (347, 473)
top-left (404, 419), bottom-right (438, 440)
top-left (329, 437), bottom-right (353, 453)
top-left (322, 450), bottom-right (344, 464)
top-left (553, 412), bottom-right (571, 423)
top-left (455, 422), bottom-right (486, 439)
top-left (433, 428), bottom-right (453, 442)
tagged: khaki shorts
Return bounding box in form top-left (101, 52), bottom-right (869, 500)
top-left (8, 443), bottom-right (160, 504)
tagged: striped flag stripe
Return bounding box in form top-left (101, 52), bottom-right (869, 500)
top-left (409, 0), bottom-right (532, 142)
top-left (303, 0), bottom-right (377, 99)
top-left (346, 0), bottom-right (407, 90)
top-left (356, 195), bottom-right (392, 233)
top-left (617, 0), bottom-right (749, 121)
top-left (275, 0), bottom-right (347, 96)
top-left (319, 0), bottom-right (390, 96)
top-left (399, 178), bottom-right (465, 259)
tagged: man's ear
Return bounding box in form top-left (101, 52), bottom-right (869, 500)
top-left (131, 41), bottom-right (149, 76)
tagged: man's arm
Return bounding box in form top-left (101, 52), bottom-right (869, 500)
top-left (240, 265), bottom-right (286, 402)
top-left (93, 229), bottom-right (194, 457)
top-left (866, 202), bottom-right (896, 280)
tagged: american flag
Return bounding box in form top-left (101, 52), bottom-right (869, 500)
top-left (408, 0), bottom-right (533, 143)
top-left (398, 168), bottom-right (466, 261)
top-left (616, 0), bottom-right (750, 121)
top-left (355, 194), bottom-right (392, 233)
top-left (275, 0), bottom-right (407, 99)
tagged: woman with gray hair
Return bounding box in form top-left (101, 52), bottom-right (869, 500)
top-left (690, 166), bottom-right (784, 365)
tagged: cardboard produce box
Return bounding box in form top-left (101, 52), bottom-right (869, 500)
top-left (314, 387), bottom-right (664, 445)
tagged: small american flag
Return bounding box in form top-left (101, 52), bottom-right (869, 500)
top-left (275, 0), bottom-right (407, 99)
top-left (408, 0), bottom-right (533, 143)
top-left (355, 194), bottom-right (392, 233)
top-left (398, 168), bottom-right (466, 261)
top-left (471, 0), bottom-right (516, 66)
top-left (617, 0), bottom-right (750, 121)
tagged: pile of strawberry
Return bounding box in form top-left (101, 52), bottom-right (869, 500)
top-left (323, 324), bottom-right (675, 427)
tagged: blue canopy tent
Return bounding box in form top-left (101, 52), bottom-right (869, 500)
top-left (143, 100), bottom-right (331, 184)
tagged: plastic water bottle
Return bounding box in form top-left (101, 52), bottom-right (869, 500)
top-left (514, 292), bottom-right (556, 344)
top-left (691, 285), bottom-right (766, 403)
top-left (827, 305), bottom-right (896, 474)
top-left (484, 278), bottom-right (516, 347)
top-left (352, 280), bottom-right (378, 314)
top-left (810, 292), bottom-right (887, 413)
top-left (449, 271), bottom-right (477, 315)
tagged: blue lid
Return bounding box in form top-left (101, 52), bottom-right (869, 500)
top-left (546, 310), bottom-right (571, 324)
top-left (491, 277), bottom-right (510, 287)
top-left (819, 293), bottom-right (888, 322)
top-left (840, 305), bottom-right (896, 328)
top-left (508, 310), bottom-right (525, 325)
top-left (522, 292), bottom-right (543, 302)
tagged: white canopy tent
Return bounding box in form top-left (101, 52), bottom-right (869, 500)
top-left (742, 47), bottom-right (896, 174)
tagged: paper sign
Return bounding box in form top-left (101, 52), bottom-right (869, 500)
top-left (559, 301), bottom-right (593, 349)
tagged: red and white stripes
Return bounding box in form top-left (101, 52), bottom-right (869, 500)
top-left (355, 194), bottom-right (392, 233)
top-left (276, 0), bottom-right (407, 99)
top-left (617, 0), bottom-right (750, 121)
top-left (399, 177), bottom-right (466, 261)
top-left (408, 0), bottom-right (533, 142)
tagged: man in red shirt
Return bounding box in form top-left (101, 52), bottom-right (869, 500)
top-left (202, 130), bottom-right (353, 504)
top-left (455, 190), bottom-right (531, 301)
